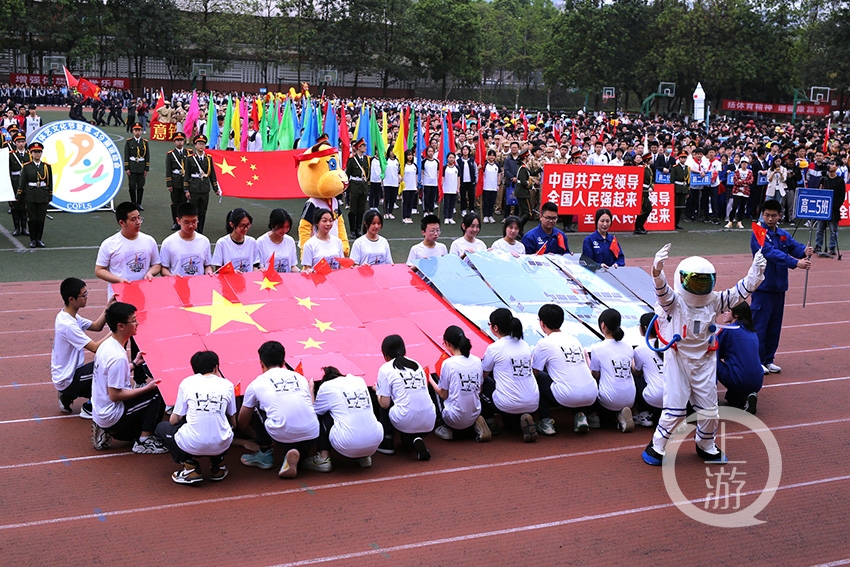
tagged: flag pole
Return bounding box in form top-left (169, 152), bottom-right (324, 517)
top-left (802, 225), bottom-right (813, 308)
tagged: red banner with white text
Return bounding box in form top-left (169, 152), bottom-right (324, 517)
top-left (721, 99), bottom-right (830, 116)
top-left (10, 73), bottom-right (128, 89)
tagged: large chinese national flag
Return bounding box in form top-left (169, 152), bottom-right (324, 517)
top-left (208, 149), bottom-right (307, 200)
top-left (115, 264), bottom-right (491, 404)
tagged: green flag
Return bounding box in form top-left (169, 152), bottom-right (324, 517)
top-left (260, 99), bottom-right (271, 151)
top-left (369, 107), bottom-right (387, 177)
top-left (278, 97), bottom-right (294, 150)
top-left (219, 95), bottom-right (233, 150)
top-left (407, 108), bottom-right (416, 151)
top-left (268, 99), bottom-right (280, 150)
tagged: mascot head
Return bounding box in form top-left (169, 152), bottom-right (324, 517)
top-left (675, 256), bottom-right (716, 307)
top-left (296, 142), bottom-right (348, 200)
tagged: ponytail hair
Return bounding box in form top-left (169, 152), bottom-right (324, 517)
top-left (490, 307), bottom-right (523, 340)
top-left (226, 207), bottom-right (252, 234)
top-left (598, 308), bottom-right (624, 341)
top-left (381, 334), bottom-right (419, 372)
top-left (314, 365), bottom-right (344, 397)
top-left (443, 325), bottom-right (472, 358)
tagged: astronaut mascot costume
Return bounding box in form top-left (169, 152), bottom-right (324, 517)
top-left (642, 243), bottom-right (766, 466)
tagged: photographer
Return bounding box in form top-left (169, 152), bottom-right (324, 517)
top-left (765, 156), bottom-right (789, 223)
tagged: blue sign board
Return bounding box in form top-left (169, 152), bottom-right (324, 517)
top-left (689, 172), bottom-right (711, 187)
top-left (795, 188), bottom-right (833, 220)
top-left (655, 171), bottom-right (670, 184)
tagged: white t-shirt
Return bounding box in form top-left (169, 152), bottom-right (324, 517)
top-left (442, 165), bottom-right (459, 194)
top-left (51, 311), bottom-right (92, 391)
top-left (633, 343), bottom-right (664, 409)
top-left (242, 367), bottom-right (319, 443)
top-left (301, 235), bottom-right (344, 269)
top-left (491, 238), bottom-right (525, 255)
top-left (589, 339), bottom-right (636, 411)
top-left (406, 242), bottom-right (447, 264)
top-left (212, 235), bottom-right (259, 272)
top-left (173, 373), bottom-right (236, 456)
top-left (256, 232), bottom-right (299, 272)
top-left (483, 162), bottom-right (500, 191)
top-left (96, 231), bottom-right (159, 299)
top-left (375, 359), bottom-right (436, 434)
top-left (403, 163), bottom-right (418, 190)
top-left (370, 157), bottom-right (383, 183)
top-left (438, 354), bottom-right (483, 429)
top-left (157, 231), bottom-right (211, 276)
top-left (421, 159), bottom-right (439, 185)
top-left (532, 332), bottom-right (598, 408)
top-left (384, 158), bottom-right (400, 186)
top-left (92, 336), bottom-right (132, 428)
top-left (450, 237), bottom-right (486, 258)
top-left (350, 235), bottom-right (393, 265)
top-left (313, 374), bottom-right (384, 458)
top-left (482, 336), bottom-right (539, 414)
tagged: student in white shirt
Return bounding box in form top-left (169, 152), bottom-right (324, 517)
top-left (532, 304), bottom-right (598, 436)
top-left (457, 145), bottom-right (477, 217)
top-left (406, 214), bottom-right (448, 265)
top-left (212, 208), bottom-right (260, 272)
top-left (421, 147), bottom-right (440, 214)
top-left (481, 308), bottom-right (540, 442)
top-left (401, 149), bottom-right (419, 224)
top-left (481, 149), bottom-right (502, 222)
top-left (238, 341), bottom-right (320, 478)
top-left (153, 202), bottom-right (213, 277)
top-left (350, 210), bottom-right (393, 266)
top-left (374, 334), bottom-right (436, 461)
top-left (632, 312), bottom-right (664, 428)
top-left (383, 148), bottom-right (400, 219)
top-left (256, 208), bottom-right (300, 272)
top-left (369, 151), bottom-right (383, 210)
top-left (427, 325), bottom-right (491, 442)
top-left (301, 208), bottom-right (345, 271)
top-left (588, 308), bottom-right (636, 433)
top-left (449, 212), bottom-right (486, 260)
top-left (95, 201), bottom-right (159, 300)
top-left (490, 215), bottom-right (525, 256)
top-left (442, 153), bottom-right (459, 224)
top-left (155, 351), bottom-right (237, 484)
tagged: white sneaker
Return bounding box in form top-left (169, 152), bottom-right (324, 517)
top-left (301, 453), bottom-right (332, 473)
top-left (616, 407), bottom-right (634, 433)
top-left (633, 410), bottom-right (654, 427)
top-left (434, 425), bottom-right (453, 440)
top-left (762, 364), bottom-right (770, 375)
top-left (724, 221), bottom-right (733, 228)
top-left (736, 222), bottom-right (744, 229)
top-left (388, 214), bottom-right (395, 220)
top-left (412, 209), bottom-right (418, 215)
top-left (766, 363), bottom-right (781, 373)
top-left (461, 210), bottom-right (467, 216)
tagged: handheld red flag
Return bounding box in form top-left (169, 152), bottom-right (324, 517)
top-left (823, 118), bottom-right (831, 153)
top-left (335, 257), bottom-right (355, 269)
top-left (571, 123), bottom-right (577, 148)
top-left (536, 242), bottom-right (547, 255)
top-left (434, 351), bottom-right (450, 376)
top-left (294, 361), bottom-right (304, 376)
top-left (338, 106), bottom-right (351, 167)
top-left (475, 120), bottom-right (486, 197)
top-left (752, 222), bottom-right (767, 248)
top-left (76, 77), bottom-right (101, 101)
top-left (557, 233), bottom-right (566, 252)
top-left (313, 258), bottom-right (332, 275)
top-left (609, 236), bottom-right (621, 259)
top-left (62, 66), bottom-right (78, 88)
top-left (233, 380), bottom-right (242, 397)
top-left (217, 262), bottom-right (235, 274)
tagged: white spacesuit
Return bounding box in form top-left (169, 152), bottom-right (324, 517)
top-left (642, 244), bottom-right (766, 466)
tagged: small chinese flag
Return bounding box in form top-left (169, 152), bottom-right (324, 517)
top-left (335, 257), bottom-right (355, 269)
top-left (233, 380), bottom-right (242, 397)
top-left (262, 252), bottom-right (282, 280)
top-left (424, 365), bottom-right (431, 380)
top-left (217, 262), bottom-right (235, 274)
top-left (313, 258), bottom-right (332, 275)
top-left (536, 242), bottom-right (547, 255)
top-left (752, 222), bottom-right (767, 248)
top-left (294, 361), bottom-right (304, 376)
top-left (434, 351), bottom-right (450, 376)
top-left (609, 236), bottom-right (621, 258)
top-left (557, 233), bottom-right (566, 252)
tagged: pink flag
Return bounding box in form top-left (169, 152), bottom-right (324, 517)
top-left (183, 91), bottom-right (200, 137)
top-left (240, 97), bottom-right (249, 151)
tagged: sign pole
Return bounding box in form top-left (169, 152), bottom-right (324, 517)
top-left (802, 224), bottom-right (813, 308)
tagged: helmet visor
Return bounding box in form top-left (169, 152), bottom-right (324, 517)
top-left (680, 271), bottom-right (716, 295)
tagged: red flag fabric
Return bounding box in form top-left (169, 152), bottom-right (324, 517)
top-left (313, 258), bottom-right (332, 275)
top-left (423, 115), bottom-right (430, 158)
top-left (62, 66), bottom-right (78, 88)
top-left (557, 233), bottom-right (566, 251)
top-left (335, 257), bottom-right (355, 269)
top-left (250, 98), bottom-right (259, 131)
top-left (475, 121), bottom-right (486, 197)
top-left (752, 222), bottom-right (767, 248)
top-left (553, 123), bottom-right (561, 145)
top-left (217, 262), bottom-right (235, 274)
top-left (338, 107), bottom-right (351, 167)
top-left (434, 351), bottom-right (450, 375)
top-left (823, 119), bottom-right (831, 153)
top-left (536, 242), bottom-right (547, 255)
top-left (294, 361), bottom-right (304, 376)
top-left (446, 110), bottom-right (456, 153)
top-left (233, 380), bottom-right (242, 397)
top-left (208, 148), bottom-right (307, 199)
top-left (609, 236), bottom-right (621, 259)
top-left (571, 123), bottom-right (577, 148)
top-left (522, 112), bottom-right (529, 141)
top-left (76, 77), bottom-right (101, 101)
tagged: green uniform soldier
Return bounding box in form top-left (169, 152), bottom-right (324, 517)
top-left (17, 141), bottom-right (53, 248)
top-left (8, 133), bottom-right (30, 237)
top-left (514, 149), bottom-right (533, 230)
top-left (124, 122), bottom-right (150, 210)
top-left (183, 134), bottom-right (220, 235)
top-left (344, 138), bottom-right (370, 239)
top-left (165, 131), bottom-right (191, 231)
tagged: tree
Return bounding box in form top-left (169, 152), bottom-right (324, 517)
top-left (108, 0), bottom-right (181, 90)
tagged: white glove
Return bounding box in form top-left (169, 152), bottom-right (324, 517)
top-left (653, 243), bottom-right (671, 273)
top-left (753, 249), bottom-right (767, 271)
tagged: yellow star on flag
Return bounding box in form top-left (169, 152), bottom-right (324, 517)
top-left (216, 158), bottom-right (237, 177)
top-left (298, 337), bottom-right (325, 350)
top-left (252, 174), bottom-right (259, 180)
top-left (183, 290), bottom-right (266, 333)
top-left (247, 181), bottom-right (253, 186)
top-left (255, 277), bottom-right (280, 291)
top-left (250, 164), bottom-right (257, 171)
top-left (313, 319), bottom-right (335, 332)
top-left (240, 156), bottom-right (248, 163)
top-left (295, 296), bottom-right (318, 310)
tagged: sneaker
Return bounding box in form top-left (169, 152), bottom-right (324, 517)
top-left (209, 464), bottom-right (229, 481)
top-left (473, 415), bottom-right (491, 442)
top-left (58, 391), bottom-right (72, 414)
top-left (805, 220), bottom-right (813, 228)
top-left (240, 449), bottom-right (274, 470)
top-left (633, 410), bottom-right (654, 428)
top-left (301, 453), bottom-right (333, 473)
top-left (132, 436), bottom-right (168, 454)
top-left (586, 412), bottom-right (601, 429)
top-left (829, 248), bottom-right (837, 256)
top-left (413, 436), bottom-right (431, 461)
top-left (79, 401), bottom-right (93, 419)
top-left (574, 412), bottom-right (589, 434)
top-left (388, 214), bottom-right (395, 220)
top-left (411, 208), bottom-right (418, 215)
top-left (355, 456), bottom-right (372, 468)
top-left (642, 443), bottom-right (664, 466)
top-left (520, 413), bottom-right (538, 443)
top-left (744, 393), bottom-right (758, 415)
top-left (376, 437), bottom-right (395, 455)
top-left (696, 445), bottom-right (728, 464)
top-left (536, 417), bottom-right (556, 436)
top-left (485, 417), bottom-right (500, 436)
top-left (736, 222), bottom-right (744, 229)
top-left (814, 245), bottom-right (822, 253)
top-left (724, 221), bottom-right (733, 228)
top-left (279, 448), bottom-right (301, 478)
top-left (91, 422), bottom-right (111, 450)
top-left (761, 364), bottom-right (770, 375)
top-left (766, 363), bottom-right (781, 373)
top-left (434, 425), bottom-right (453, 440)
top-left (616, 407), bottom-right (634, 433)
top-left (172, 466), bottom-right (203, 485)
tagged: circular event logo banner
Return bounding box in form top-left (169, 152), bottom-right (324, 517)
top-left (30, 120), bottom-right (123, 213)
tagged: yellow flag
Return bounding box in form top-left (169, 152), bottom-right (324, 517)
top-left (231, 97), bottom-right (241, 147)
top-left (381, 111), bottom-right (388, 150)
top-left (393, 128), bottom-right (406, 193)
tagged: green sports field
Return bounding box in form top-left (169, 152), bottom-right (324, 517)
top-left (0, 110), bottom-right (771, 283)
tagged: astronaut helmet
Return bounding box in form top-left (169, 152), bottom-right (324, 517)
top-left (675, 256), bottom-right (716, 305)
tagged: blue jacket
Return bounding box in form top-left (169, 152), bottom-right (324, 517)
top-left (751, 222), bottom-right (806, 293)
top-left (582, 231), bottom-right (625, 267)
top-left (522, 225), bottom-right (570, 255)
top-left (717, 326), bottom-right (763, 384)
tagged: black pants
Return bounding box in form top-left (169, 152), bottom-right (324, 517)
top-left (349, 183), bottom-right (368, 237)
top-left (58, 362), bottom-right (94, 408)
top-left (401, 191), bottom-right (417, 218)
top-left (128, 172), bottom-right (146, 205)
top-left (156, 420), bottom-right (227, 465)
top-left (442, 194), bottom-right (457, 221)
top-left (189, 192), bottom-right (210, 234)
top-left (535, 371), bottom-right (592, 420)
top-left (459, 181), bottom-right (476, 214)
top-left (378, 404), bottom-right (430, 450)
top-left (105, 388), bottom-right (165, 441)
top-left (729, 196), bottom-right (748, 222)
top-left (10, 197), bottom-right (27, 229)
top-left (251, 408), bottom-right (317, 454)
top-left (383, 186), bottom-right (398, 216)
top-left (369, 182), bottom-right (382, 210)
top-left (480, 376), bottom-right (524, 433)
top-left (169, 180), bottom-right (187, 222)
top-left (423, 185), bottom-right (438, 213)
top-left (482, 191), bottom-right (497, 218)
top-left (25, 201), bottom-right (47, 241)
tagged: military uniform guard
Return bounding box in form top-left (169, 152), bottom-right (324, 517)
top-left (8, 133), bottom-right (29, 237)
top-left (124, 123), bottom-right (150, 210)
top-left (165, 132), bottom-right (191, 230)
top-left (17, 141), bottom-right (52, 248)
top-left (344, 138), bottom-right (370, 238)
top-left (183, 134), bottom-right (220, 235)
top-left (634, 152), bottom-right (654, 234)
